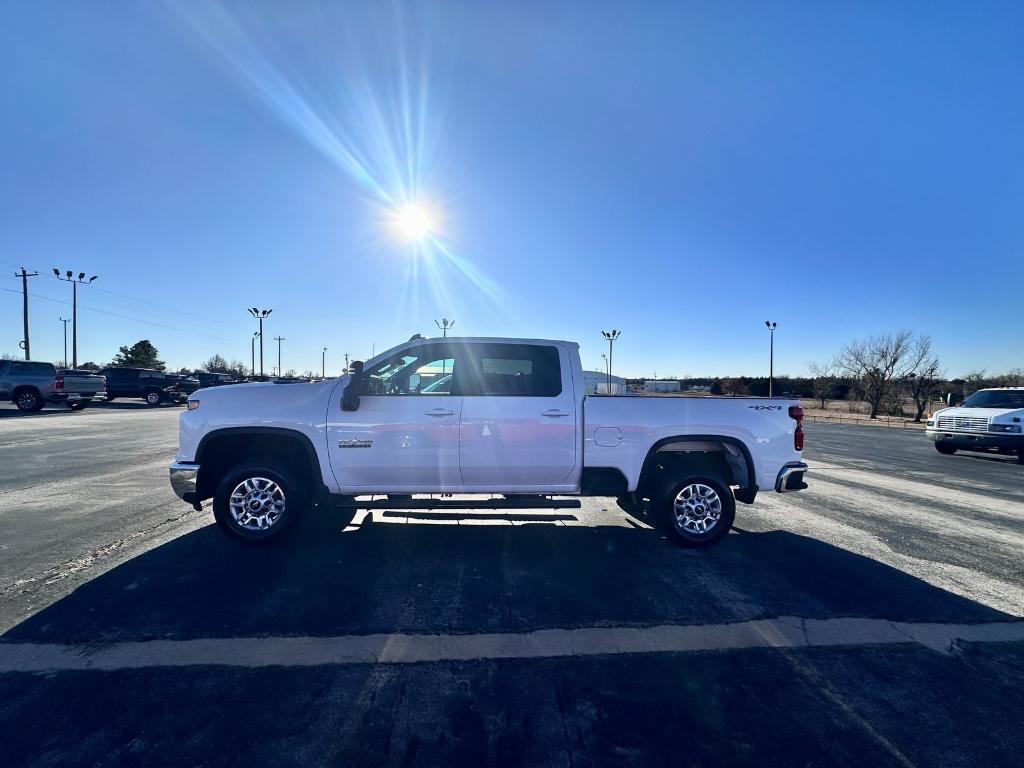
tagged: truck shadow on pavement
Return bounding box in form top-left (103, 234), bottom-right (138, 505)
top-left (5, 517), bottom-right (1024, 768)
top-left (4, 514), bottom-right (1014, 644)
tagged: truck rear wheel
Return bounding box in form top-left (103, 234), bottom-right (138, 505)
top-left (935, 443), bottom-right (957, 455)
top-left (654, 475), bottom-right (735, 547)
top-left (13, 388), bottom-right (44, 413)
top-left (144, 389), bottom-right (163, 406)
top-left (213, 461), bottom-right (308, 543)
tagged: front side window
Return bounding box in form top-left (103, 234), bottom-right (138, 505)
top-left (364, 346), bottom-right (456, 395)
top-left (458, 344), bottom-right (562, 397)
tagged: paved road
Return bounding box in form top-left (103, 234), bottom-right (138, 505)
top-left (2, 407), bottom-right (1023, 767)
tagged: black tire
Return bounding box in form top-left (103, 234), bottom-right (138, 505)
top-left (143, 388), bottom-right (163, 406)
top-left (935, 443), bottom-right (957, 455)
top-left (13, 388), bottom-right (44, 413)
top-left (68, 401), bottom-right (89, 411)
top-left (653, 474), bottom-right (735, 547)
top-left (213, 460), bottom-right (308, 543)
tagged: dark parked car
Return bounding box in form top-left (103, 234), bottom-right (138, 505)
top-left (0, 361), bottom-right (107, 412)
top-left (99, 367), bottom-right (194, 406)
top-left (193, 371), bottom-right (238, 389)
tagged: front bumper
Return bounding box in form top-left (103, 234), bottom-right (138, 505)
top-left (926, 430), bottom-right (1024, 452)
top-left (170, 462), bottom-right (200, 503)
top-left (775, 462), bottom-right (809, 493)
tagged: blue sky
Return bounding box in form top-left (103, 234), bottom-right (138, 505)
top-left (1, 1), bottom-right (1022, 377)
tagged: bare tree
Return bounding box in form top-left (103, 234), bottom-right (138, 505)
top-left (720, 378), bottom-right (751, 397)
top-left (808, 360), bottom-right (837, 409)
top-left (836, 331), bottom-right (914, 419)
top-left (905, 336), bottom-right (944, 422)
top-left (203, 354), bottom-right (230, 373)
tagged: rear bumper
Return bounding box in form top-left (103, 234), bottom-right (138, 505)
top-left (926, 430), bottom-right (1023, 452)
top-left (47, 390), bottom-right (107, 403)
top-left (775, 462), bottom-right (809, 493)
top-left (170, 462), bottom-right (200, 503)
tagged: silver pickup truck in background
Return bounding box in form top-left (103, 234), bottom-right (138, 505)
top-left (0, 360), bottom-right (107, 412)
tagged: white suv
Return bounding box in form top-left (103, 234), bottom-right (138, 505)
top-left (926, 387), bottom-right (1024, 463)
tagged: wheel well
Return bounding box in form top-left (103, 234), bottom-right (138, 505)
top-left (638, 437), bottom-right (753, 499)
top-left (195, 429), bottom-right (323, 501)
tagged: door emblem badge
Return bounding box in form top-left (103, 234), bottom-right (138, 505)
top-left (338, 439), bottom-right (373, 448)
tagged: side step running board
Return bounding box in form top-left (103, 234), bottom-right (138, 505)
top-left (336, 496), bottom-right (582, 511)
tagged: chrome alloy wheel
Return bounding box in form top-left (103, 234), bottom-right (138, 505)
top-left (672, 483), bottom-right (723, 536)
top-left (229, 477), bottom-right (286, 531)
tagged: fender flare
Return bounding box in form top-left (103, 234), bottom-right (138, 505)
top-left (638, 435), bottom-right (757, 501)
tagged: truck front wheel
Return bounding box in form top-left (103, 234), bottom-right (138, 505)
top-left (935, 443), bottom-right (957, 455)
top-left (213, 461), bottom-right (307, 542)
top-left (654, 475), bottom-right (735, 547)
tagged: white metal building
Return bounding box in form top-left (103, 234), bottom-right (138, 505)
top-left (583, 370), bottom-right (629, 395)
top-left (644, 380), bottom-right (681, 393)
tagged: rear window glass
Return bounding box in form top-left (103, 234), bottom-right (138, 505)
top-left (459, 344), bottom-right (562, 397)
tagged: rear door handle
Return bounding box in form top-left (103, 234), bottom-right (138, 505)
top-left (541, 410), bottom-right (570, 417)
top-left (425, 408), bottom-right (454, 416)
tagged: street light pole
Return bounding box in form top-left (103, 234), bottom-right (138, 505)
top-left (60, 318), bottom-right (70, 368)
top-left (274, 336), bottom-right (285, 377)
top-left (322, 347), bottom-right (327, 379)
top-left (247, 308), bottom-right (272, 377)
top-left (250, 331), bottom-right (260, 377)
top-left (765, 321), bottom-right (777, 397)
top-left (53, 269), bottom-right (98, 368)
top-left (601, 330), bottom-right (620, 394)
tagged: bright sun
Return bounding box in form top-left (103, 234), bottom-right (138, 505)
top-left (396, 204), bottom-right (433, 241)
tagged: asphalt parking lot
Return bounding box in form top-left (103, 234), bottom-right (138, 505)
top-left (2, 404), bottom-right (1024, 767)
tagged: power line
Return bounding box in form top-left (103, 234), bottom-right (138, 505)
top-left (3, 259), bottom-right (244, 331)
top-left (0, 288), bottom-right (233, 342)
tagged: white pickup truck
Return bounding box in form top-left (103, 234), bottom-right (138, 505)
top-left (926, 387), bottom-right (1024, 463)
top-left (170, 336), bottom-right (807, 546)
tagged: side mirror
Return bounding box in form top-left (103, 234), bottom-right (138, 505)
top-left (342, 361), bottom-right (365, 411)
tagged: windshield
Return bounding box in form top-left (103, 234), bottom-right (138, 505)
top-left (961, 390), bottom-right (1024, 409)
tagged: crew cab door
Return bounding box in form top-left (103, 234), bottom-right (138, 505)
top-left (457, 342), bottom-right (579, 491)
top-left (327, 343), bottom-right (463, 492)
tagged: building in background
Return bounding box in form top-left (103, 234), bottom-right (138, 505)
top-left (583, 370), bottom-right (629, 395)
top-left (644, 379), bottom-right (681, 393)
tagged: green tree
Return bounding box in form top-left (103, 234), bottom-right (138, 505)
top-left (111, 340), bottom-right (165, 370)
top-left (78, 361), bottom-right (101, 371)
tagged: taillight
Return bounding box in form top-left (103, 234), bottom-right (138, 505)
top-left (789, 405), bottom-right (804, 451)
top-left (55, 374), bottom-right (64, 390)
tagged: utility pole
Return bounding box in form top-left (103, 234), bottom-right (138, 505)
top-left (250, 331), bottom-right (260, 377)
top-left (765, 321), bottom-right (777, 397)
top-left (53, 269), bottom-right (98, 368)
top-left (15, 268), bottom-right (38, 360)
top-left (344, 353), bottom-right (350, 373)
top-left (60, 318), bottom-right (71, 368)
top-left (247, 308), bottom-right (272, 377)
top-left (322, 347), bottom-right (328, 379)
top-left (274, 336), bottom-right (285, 377)
top-left (601, 329), bottom-right (621, 394)
top-left (435, 318), bottom-right (455, 338)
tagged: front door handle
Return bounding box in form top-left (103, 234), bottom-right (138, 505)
top-left (425, 408), bottom-right (454, 417)
top-left (541, 410), bottom-right (570, 417)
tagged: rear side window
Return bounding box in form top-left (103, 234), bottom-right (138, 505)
top-left (458, 344), bottom-right (562, 397)
top-left (10, 362), bottom-right (54, 375)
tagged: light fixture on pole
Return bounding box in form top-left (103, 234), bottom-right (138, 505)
top-left (53, 269), bottom-right (98, 368)
top-left (765, 321), bottom-right (778, 397)
top-left (435, 318), bottom-right (455, 338)
top-left (60, 317), bottom-right (71, 369)
top-left (247, 308), bottom-right (272, 377)
top-left (601, 330), bottom-right (621, 394)
top-left (322, 347), bottom-right (328, 379)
